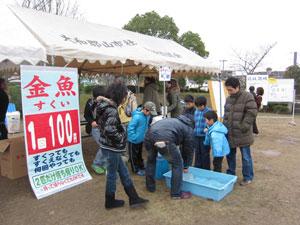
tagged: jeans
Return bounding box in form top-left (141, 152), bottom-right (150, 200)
top-left (102, 148), bottom-right (133, 195)
top-left (194, 136), bottom-right (210, 170)
top-left (146, 141), bottom-right (183, 197)
top-left (226, 146), bottom-right (254, 181)
top-left (91, 128), bottom-right (106, 167)
top-left (128, 142), bottom-right (144, 173)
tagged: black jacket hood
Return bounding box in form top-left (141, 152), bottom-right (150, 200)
top-left (177, 114), bottom-right (194, 129)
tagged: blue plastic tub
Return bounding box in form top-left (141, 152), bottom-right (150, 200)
top-left (163, 167), bottom-right (237, 201)
top-left (155, 156), bottom-right (170, 180)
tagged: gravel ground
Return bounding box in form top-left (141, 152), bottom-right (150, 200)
top-left (1, 114), bottom-right (300, 225)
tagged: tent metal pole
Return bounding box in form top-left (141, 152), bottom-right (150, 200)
top-left (51, 55), bottom-right (55, 66)
top-left (137, 74), bottom-right (140, 94)
top-left (136, 66), bottom-right (148, 100)
top-left (220, 60), bottom-right (226, 119)
top-left (163, 81), bottom-right (166, 118)
top-left (219, 73), bottom-right (222, 118)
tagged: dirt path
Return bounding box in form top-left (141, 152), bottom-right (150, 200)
top-left (1, 115), bottom-right (300, 225)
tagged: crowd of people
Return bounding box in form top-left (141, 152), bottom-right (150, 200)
top-left (0, 75), bottom-right (259, 209)
top-left (83, 76), bottom-right (258, 209)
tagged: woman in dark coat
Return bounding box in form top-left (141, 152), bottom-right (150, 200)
top-left (253, 87), bottom-right (264, 134)
top-left (143, 77), bottom-right (161, 115)
top-left (166, 79), bottom-right (183, 118)
top-left (96, 82), bottom-right (148, 209)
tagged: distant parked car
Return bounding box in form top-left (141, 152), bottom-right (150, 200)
top-left (200, 81), bottom-right (209, 92)
top-left (184, 78), bottom-right (200, 91)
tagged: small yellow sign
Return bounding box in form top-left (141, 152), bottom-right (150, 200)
top-left (268, 78), bottom-right (277, 84)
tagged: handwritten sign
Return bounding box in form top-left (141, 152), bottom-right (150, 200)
top-left (268, 79), bottom-right (294, 102)
top-left (21, 65), bottom-right (91, 199)
top-left (159, 66), bottom-right (172, 81)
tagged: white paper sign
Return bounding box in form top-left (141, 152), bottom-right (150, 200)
top-left (159, 66), bottom-right (171, 81)
top-left (268, 79), bottom-right (294, 102)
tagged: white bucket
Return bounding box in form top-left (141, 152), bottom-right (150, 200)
top-left (6, 111), bottom-right (20, 133)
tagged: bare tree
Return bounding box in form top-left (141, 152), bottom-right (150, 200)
top-left (17, 0), bottom-right (83, 19)
top-left (233, 42), bottom-right (277, 75)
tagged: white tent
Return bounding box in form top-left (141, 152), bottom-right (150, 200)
top-left (2, 5), bottom-right (218, 76)
top-left (0, 5), bottom-right (46, 66)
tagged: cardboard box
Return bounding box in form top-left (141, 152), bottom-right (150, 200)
top-left (0, 136), bottom-right (27, 179)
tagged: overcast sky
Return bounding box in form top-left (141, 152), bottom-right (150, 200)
top-left (76, 0), bottom-right (299, 72)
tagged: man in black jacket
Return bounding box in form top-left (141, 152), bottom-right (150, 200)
top-left (0, 78), bottom-right (9, 140)
top-left (144, 115), bottom-right (194, 199)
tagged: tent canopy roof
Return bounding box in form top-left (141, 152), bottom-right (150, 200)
top-left (0, 5), bottom-right (46, 65)
top-left (1, 5), bottom-right (219, 76)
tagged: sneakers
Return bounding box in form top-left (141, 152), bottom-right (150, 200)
top-left (136, 169), bottom-right (145, 176)
top-left (91, 164), bottom-right (106, 175)
top-left (240, 180), bottom-right (252, 186)
top-left (171, 191), bottom-right (192, 200)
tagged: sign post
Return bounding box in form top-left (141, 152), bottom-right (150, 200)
top-left (219, 74), bottom-right (222, 119)
top-left (208, 80), bottom-right (227, 119)
top-left (159, 66), bottom-right (172, 118)
top-left (21, 65), bottom-right (92, 199)
top-left (289, 89), bottom-right (297, 126)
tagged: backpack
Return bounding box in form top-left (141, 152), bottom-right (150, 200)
top-left (125, 91), bottom-right (137, 117)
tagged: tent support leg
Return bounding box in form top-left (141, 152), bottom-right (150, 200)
top-left (163, 81), bottom-right (166, 118)
top-left (136, 65), bottom-right (148, 97)
top-left (51, 55), bottom-right (55, 66)
top-left (136, 74), bottom-right (140, 94)
top-left (219, 73), bottom-right (222, 119)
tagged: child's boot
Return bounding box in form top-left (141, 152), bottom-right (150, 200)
top-left (105, 193), bottom-right (125, 209)
top-left (124, 184), bottom-right (149, 208)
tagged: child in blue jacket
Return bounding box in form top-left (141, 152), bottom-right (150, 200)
top-left (203, 111), bottom-right (230, 172)
top-left (128, 101), bottom-right (157, 175)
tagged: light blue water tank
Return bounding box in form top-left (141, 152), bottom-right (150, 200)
top-left (155, 154), bottom-right (170, 180)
